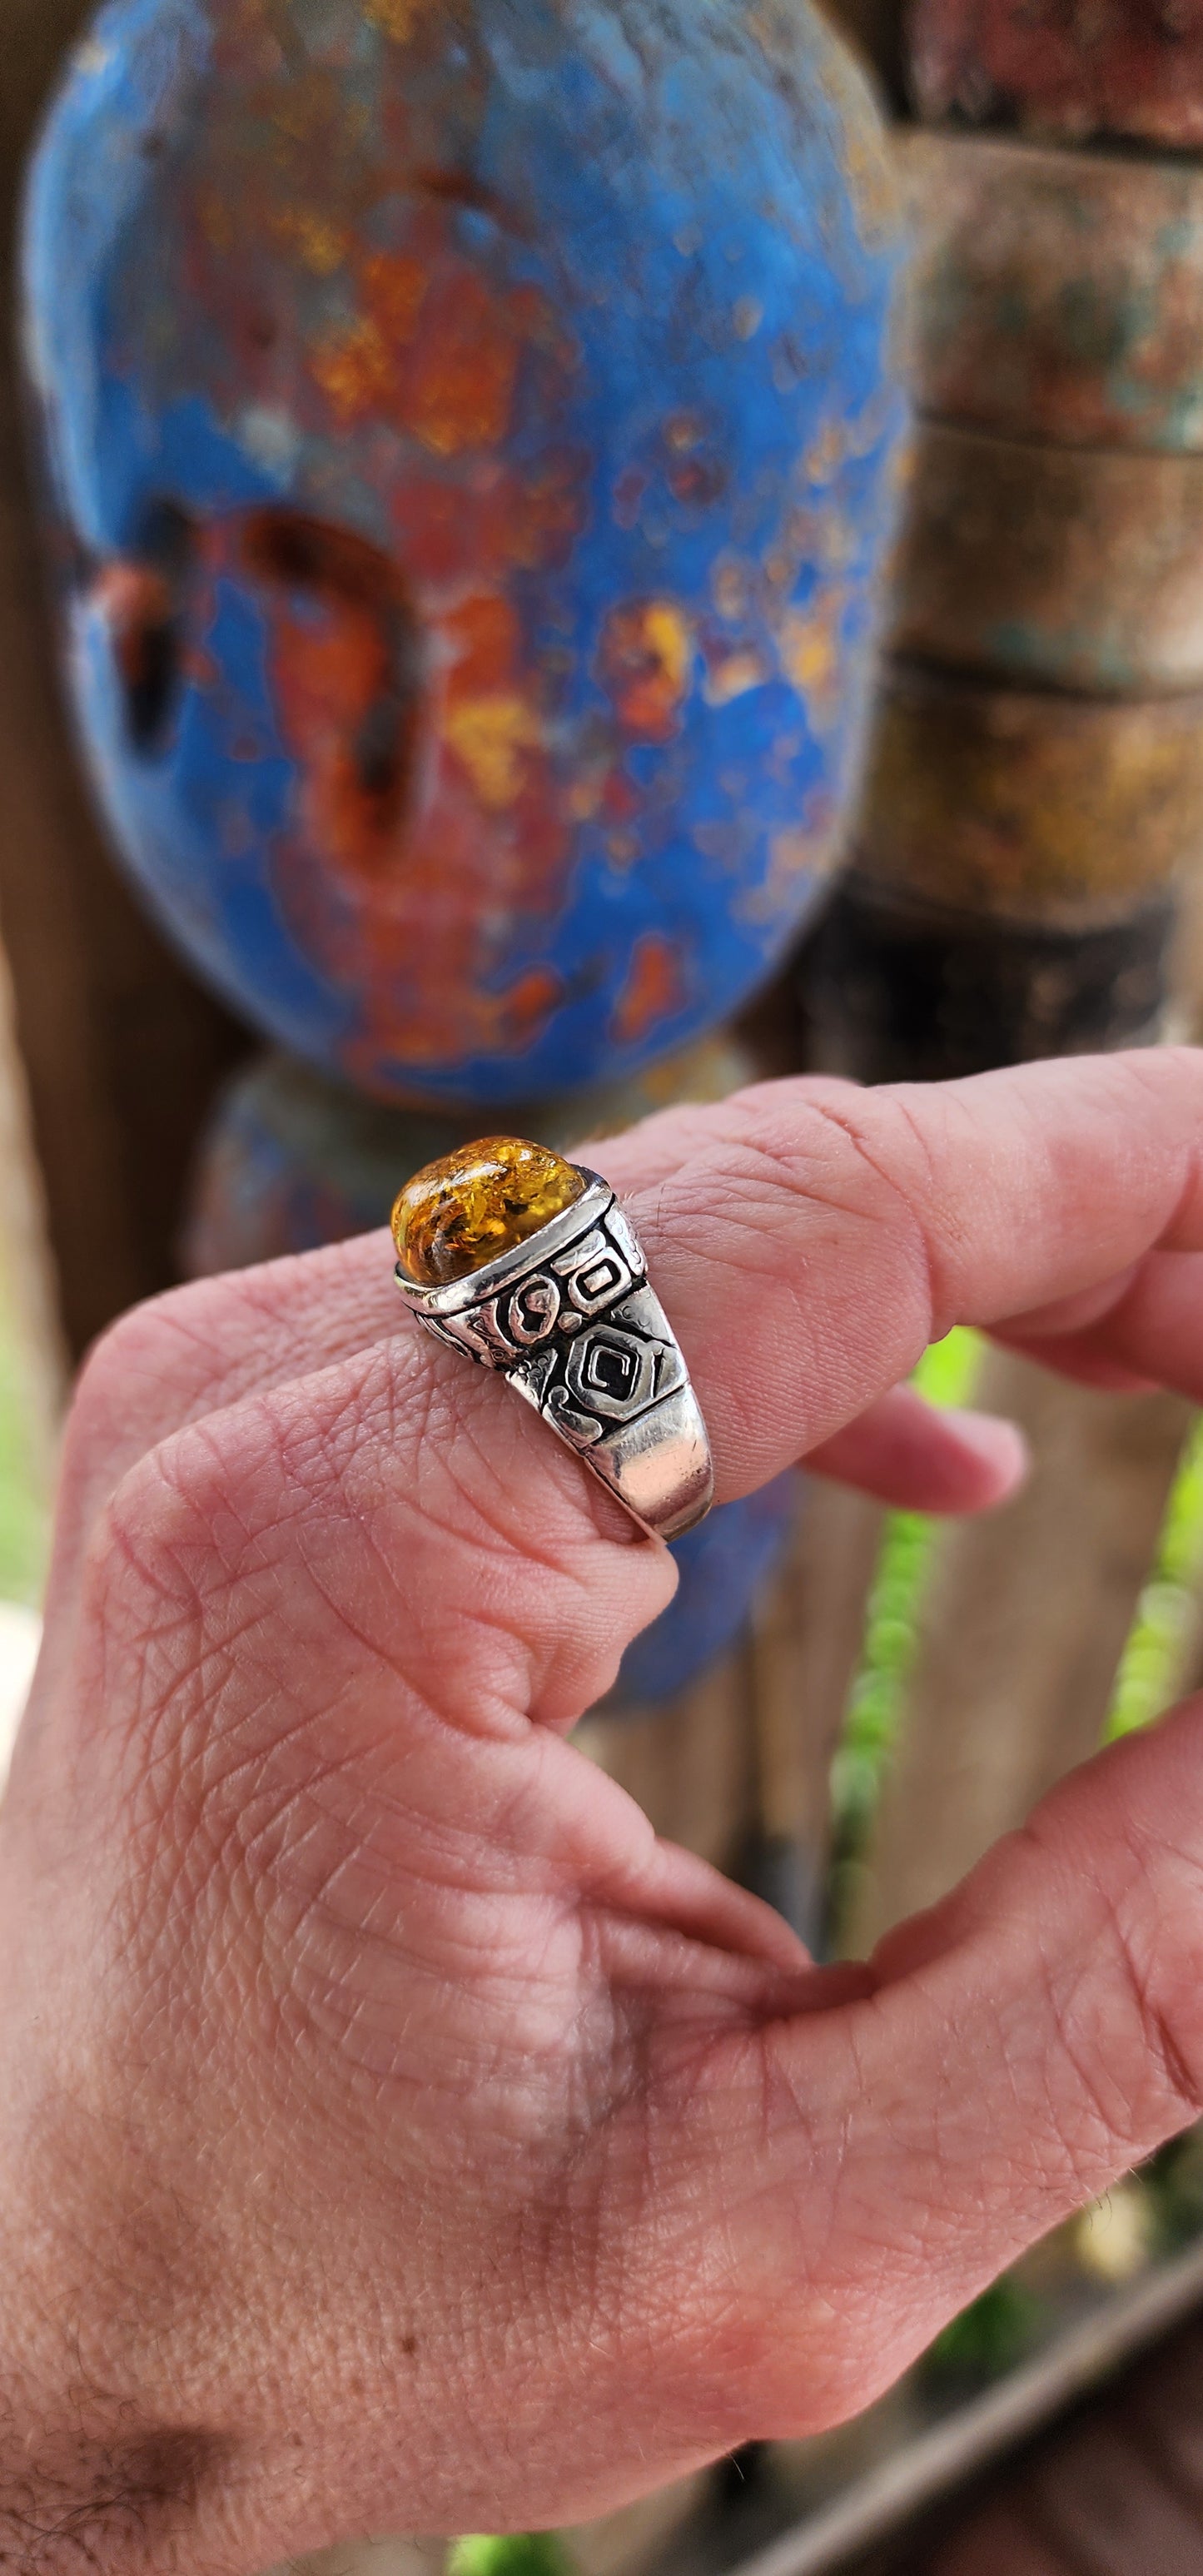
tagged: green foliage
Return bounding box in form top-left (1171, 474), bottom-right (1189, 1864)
top-left (830, 1371), bottom-right (1203, 2390)
top-left (922, 2276), bottom-right (1044, 2388)
top-left (828, 1329), bottom-right (982, 1898)
top-left (0, 1283), bottom-right (48, 1607)
top-left (1141, 2131), bottom-right (1203, 2255)
top-left (447, 2536), bottom-right (572, 2576)
top-left (831, 1359), bottom-right (1203, 1932)
top-left (1106, 1414), bottom-right (1203, 1742)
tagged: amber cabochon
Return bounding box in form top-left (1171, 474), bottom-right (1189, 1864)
top-left (391, 1136), bottom-right (585, 1288)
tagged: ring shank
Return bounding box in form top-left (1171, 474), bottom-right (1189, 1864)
top-left (554, 1377), bottom-right (713, 1540)
top-left (395, 1172), bottom-right (714, 1541)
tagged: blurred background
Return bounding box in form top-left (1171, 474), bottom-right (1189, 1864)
top-left (9, 2), bottom-right (1203, 2571)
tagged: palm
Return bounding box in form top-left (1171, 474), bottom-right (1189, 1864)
top-left (5, 1052), bottom-right (1203, 2575)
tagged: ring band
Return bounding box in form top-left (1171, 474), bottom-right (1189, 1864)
top-left (393, 1151), bottom-right (713, 1541)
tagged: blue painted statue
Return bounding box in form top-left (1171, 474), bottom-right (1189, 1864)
top-left (24, 0), bottom-right (907, 1107)
top-left (23, 0), bottom-right (906, 1714)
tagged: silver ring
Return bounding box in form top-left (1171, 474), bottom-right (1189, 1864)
top-left (394, 1157), bottom-right (713, 1541)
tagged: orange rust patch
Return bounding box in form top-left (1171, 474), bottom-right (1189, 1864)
top-left (308, 254), bottom-right (549, 458)
top-left (599, 599), bottom-right (693, 741)
top-left (441, 594), bottom-right (541, 809)
top-left (269, 205), bottom-right (348, 276)
top-left (611, 933), bottom-right (685, 1045)
top-left (362, 250), bottom-right (427, 345)
top-left (364, 0), bottom-right (441, 40)
top-left (239, 510), bottom-right (421, 879)
top-left (486, 963), bottom-right (565, 1056)
top-left (311, 316), bottom-right (394, 423)
top-left (443, 590), bottom-right (521, 693)
top-left (224, 502), bottom-right (574, 1077)
top-left (443, 694), bottom-right (541, 808)
top-left (407, 271), bottom-right (521, 455)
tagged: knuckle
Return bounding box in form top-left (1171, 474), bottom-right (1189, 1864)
top-left (63, 1280), bottom-right (244, 1500)
top-left (84, 1437), bottom-right (218, 1649)
top-left (717, 1081), bottom-right (931, 1231)
top-left (668, 1079), bottom-right (940, 1330)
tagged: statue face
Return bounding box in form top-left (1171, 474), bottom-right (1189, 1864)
top-left (26, 0), bottom-right (907, 1104)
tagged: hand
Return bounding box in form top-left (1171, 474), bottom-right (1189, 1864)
top-left (3, 1051), bottom-right (1203, 2576)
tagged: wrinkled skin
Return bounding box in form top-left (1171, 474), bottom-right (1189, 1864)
top-left (3, 1052), bottom-right (1203, 2574)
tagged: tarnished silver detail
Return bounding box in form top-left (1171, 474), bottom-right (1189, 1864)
top-left (395, 1168), bottom-right (713, 1541)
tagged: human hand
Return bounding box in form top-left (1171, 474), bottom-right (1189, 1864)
top-left (3, 1051), bottom-right (1203, 2574)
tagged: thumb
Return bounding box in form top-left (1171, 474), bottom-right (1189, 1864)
top-left (702, 1701), bottom-right (1203, 2437)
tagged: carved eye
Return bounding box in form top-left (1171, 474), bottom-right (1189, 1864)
top-left (237, 508), bottom-right (424, 860)
top-left (90, 498), bottom-right (194, 753)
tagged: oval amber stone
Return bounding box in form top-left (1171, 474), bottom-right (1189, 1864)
top-left (392, 1136), bottom-right (585, 1287)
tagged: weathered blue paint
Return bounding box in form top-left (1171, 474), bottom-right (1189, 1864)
top-left (25, 0), bottom-right (907, 1105)
top-left (181, 1037), bottom-right (751, 1276)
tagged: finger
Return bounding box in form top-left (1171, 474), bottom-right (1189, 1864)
top-left (48, 1231), bottom-right (400, 1597)
top-left (999, 1248), bottom-right (1203, 1400)
top-left (998, 1345), bottom-right (1158, 1395)
top-left (725, 1698), bottom-right (1203, 2435)
top-left (49, 1050), bottom-right (1203, 1623)
top-left (33, 1240), bottom-right (901, 1692)
top-left (806, 1384), bottom-right (1029, 1514)
top-left (625, 1048), bottom-right (1203, 1500)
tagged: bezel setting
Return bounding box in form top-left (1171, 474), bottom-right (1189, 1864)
top-left (394, 1165), bottom-right (713, 1541)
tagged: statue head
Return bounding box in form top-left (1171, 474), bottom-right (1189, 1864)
top-left (26, 0), bottom-right (907, 1103)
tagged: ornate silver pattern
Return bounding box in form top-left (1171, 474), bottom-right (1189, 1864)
top-left (395, 1169), bottom-right (713, 1540)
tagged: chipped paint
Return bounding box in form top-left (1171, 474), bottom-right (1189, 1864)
top-left (25, 0), bottom-right (907, 1104)
top-left (610, 930), bottom-right (684, 1045)
top-left (912, 0), bottom-right (1203, 151)
top-left (892, 421), bottom-right (1203, 694)
top-left (853, 667), bottom-right (1203, 927)
top-left (905, 132), bottom-right (1203, 456)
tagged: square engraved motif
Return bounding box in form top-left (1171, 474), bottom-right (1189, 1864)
top-left (577, 1258), bottom-right (626, 1305)
top-left (565, 1325), bottom-right (654, 1419)
top-left (553, 1226), bottom-right (635, 1316)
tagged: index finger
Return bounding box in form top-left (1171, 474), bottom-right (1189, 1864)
top-left (57, 1051), bottom-right (1203, 1551)
top-left (617, 1045), bottom-right (1203, 1497)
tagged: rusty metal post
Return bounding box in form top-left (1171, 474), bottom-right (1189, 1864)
top-left (912, 0), bottom-right (1203, 150)
top-left (798, 9), bottom-right (1203, 1082)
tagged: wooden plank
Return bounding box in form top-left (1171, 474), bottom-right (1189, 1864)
top-left (910, 0), bottom-right (1203, 151)
top-left (0, 930), bottom-right (67, 1471)
top-left (724, 2246), bottom-right (1203, 2576)
top-left (929, 2504), bottom-right (1070, 2576)
top-left (272, 2538), bottom-right (445, 2576)
top-left (0, 927), bottom-right (59, 1770)
top-left (1, 0), bottom-right (248, 1355)
top-left (1126, 2323), bottom-right (1203, 2503)
top-left (746, 1484), bottom-right (884, 1940)
top-left (821, 0), bottom-right (907, 109)
top-left (1023, 2418), bottom-right (1203, 2576)
top-left (750, 1487), bottom-right (885, 1853)
top-left (852, 1351), bottom-right (1191, 1950)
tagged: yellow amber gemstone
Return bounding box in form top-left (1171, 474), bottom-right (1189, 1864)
top-left (392, 1136), bottom-right (585, 1287)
